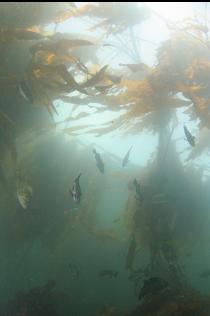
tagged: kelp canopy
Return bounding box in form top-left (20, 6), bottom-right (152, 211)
top-left (0, 3), bottom-right (210, 136)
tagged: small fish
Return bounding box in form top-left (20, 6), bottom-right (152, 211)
top-left (184, 125), bottom-right (195, 147)
top-left (200, 269), bottom-right (210, 279)
top-left (122, 146), bottom-right (133, 167)
top-left (139, 277), bottom-right (168, 300)
top-left (18, 80), bottom-right (34, 103)
top-left (70, 173), bottom-right (82, 203)
top-left (17, 182), bottom-right (33, 209)
top-left (93, 148), bottom-right (104, 174)
top-left (98, 270), bottom-right (118, 278)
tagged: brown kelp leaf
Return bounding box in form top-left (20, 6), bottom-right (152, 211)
top-left (57, 64), bottom-right (89, 94)
top-left (82, 65), bottom-right (108, 88)
top-left (59, 95), bottom-right (88, 105)
top-left (0, 28), bottom-right (45, 42)
top-left (95, 84), bottom-right (114, 93)
top-left (168, 97), bottom-right (192, 108)
top-left (176, 82), bottom-right (205, 95)
top-left (54, 9), bottom-right (76, 24)
top-left (33, 51), bottom-right (78, 66)
top-left (14, 28), bottom-right (45, 40)
top-left (31, 63), bottom-right (88, 95)
top-left (119, 63), bottom-right (150, 73)
top-left (56, 112), bottom-right (90, 124)
top-left (64, 124), bottom-right (94, 134)
top-left (86, 116), bottom-right (125, 136)
top-left (74, 3), bottom-right (151, 33)
top-left (30, 38), bottom-right (95, 54)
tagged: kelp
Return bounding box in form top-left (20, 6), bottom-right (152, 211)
top-left (128, 287), bottom-right (210, 316)
top-left (1, 4), bottom-right (210, 315)
top-left (72, 2), bottom-right (151, 35)
top-left (7, 8), bottom-right (210, 150)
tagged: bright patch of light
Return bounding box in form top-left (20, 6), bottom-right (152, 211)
top-left (144, 2), bottom-right (194, 22)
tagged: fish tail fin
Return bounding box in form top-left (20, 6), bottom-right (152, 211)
top-left (77, 173), bottom-right (82, 179)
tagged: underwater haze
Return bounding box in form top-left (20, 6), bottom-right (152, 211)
top-left (1, 2), bottom-right (210, 316)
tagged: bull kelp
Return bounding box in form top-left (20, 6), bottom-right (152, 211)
top-left (1, 2), bottom-right (210, 316)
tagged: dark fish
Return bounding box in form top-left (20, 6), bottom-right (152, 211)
top-left (184, 125), bottom-right (195, 147)
top-left (18, 80), bottom-right (34, 103)
top-left (139, 277), bottom-right (168, 300)
top-left (93, 148), bottom-right (104, 174)
top-left (200, 269), bottom-right (210, 278)
top-left (122, 146), bottom-right (133, 167)
top-left (70, 173), bottom-right (82, 203)
top-left (99, 270), bottom-right (118, 278)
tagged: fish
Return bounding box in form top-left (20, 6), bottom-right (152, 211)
top-left (184, 125), bottom-right (195, 147)
top-left (18, 80), bottom-right (34, 103)
top-left (17, 182), bottom-right (33, 209)
top-left (139, 277), bottom-right (168, 300)
top-left (70, 173), bottom-right (82, 203)
top-left (200, 269), bottom-right (210, 278)
top-left (122, 146), bottom-right (133, 167)
top-left (98, 270), bottom-right (118, 278)
top-left (93, 148), bottom-right (105, 174)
